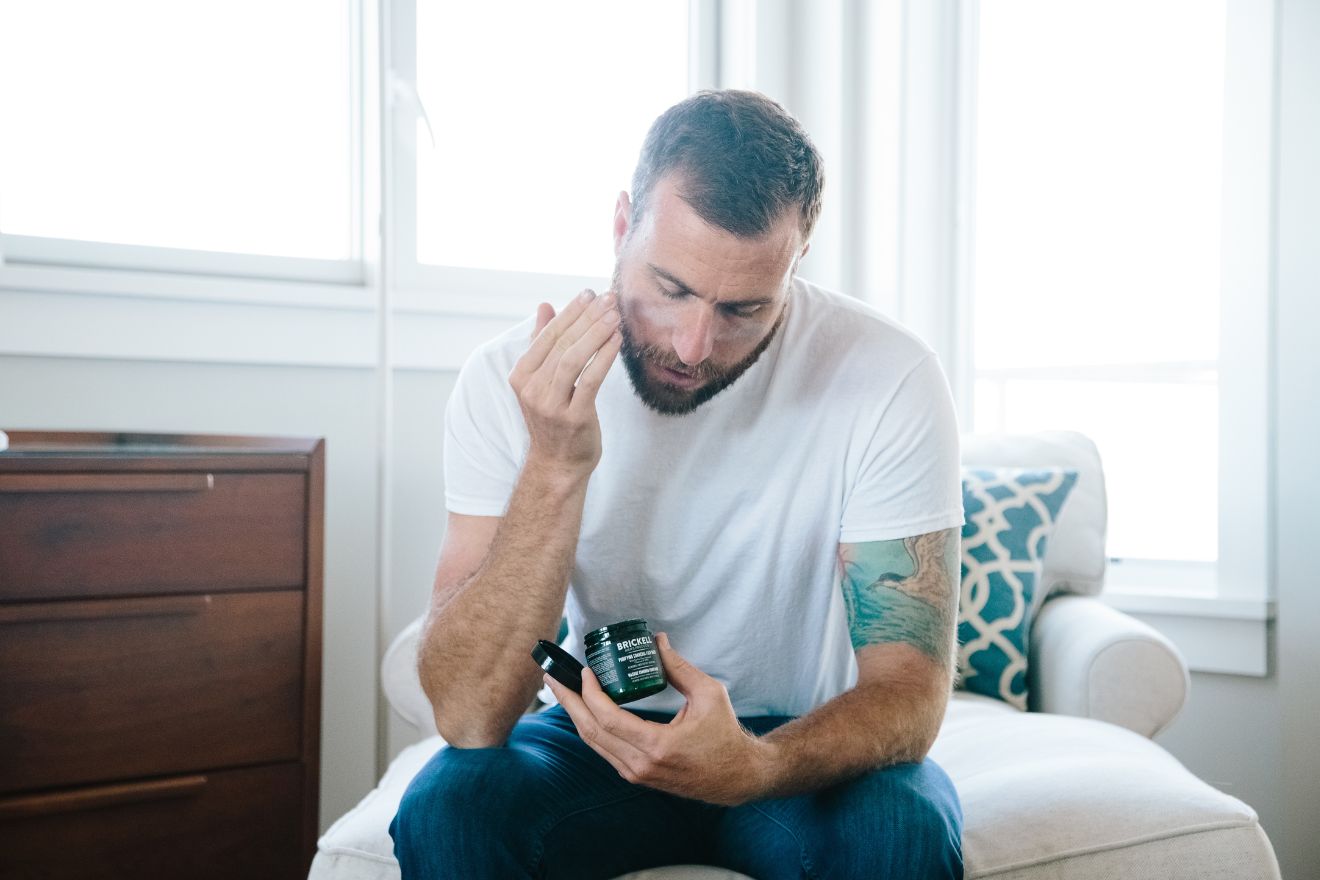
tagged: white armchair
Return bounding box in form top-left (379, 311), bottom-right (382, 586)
top-left (311, 431), bottom-right (1281, 880)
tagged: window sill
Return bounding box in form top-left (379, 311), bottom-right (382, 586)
top-left (1096, 590), bottom-right (1274, 678)
top-left (0, 263), bottom-right (529, 371)
top-left (1100, 590), bottom-right (1275, 620)
top-left (0, 260), bottom-right (373, 312)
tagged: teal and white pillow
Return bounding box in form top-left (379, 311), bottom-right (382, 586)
top-left (957, 467), bottom-right (1079, 710)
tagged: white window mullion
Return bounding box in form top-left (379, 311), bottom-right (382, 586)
top-left (692, 0), bottom-right (722, 91)
top-left (896, 0), bottom-right (963, 378)
top-left (349, 0), bottom-right (368, 270)
top-left (1218, 0), bottom-right (1278, 605)
top-left (950, 0), bottom-right (979, 433)
top-left (385, 0), bottom-right (422, 290)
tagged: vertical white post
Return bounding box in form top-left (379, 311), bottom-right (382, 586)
top-left (898, 0), bottom-right (969, 419)
top-left (372, 0), bottom-right (395, 779)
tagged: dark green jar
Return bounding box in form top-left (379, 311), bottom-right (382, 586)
top-left (584, 618), bottom-right (667, 705)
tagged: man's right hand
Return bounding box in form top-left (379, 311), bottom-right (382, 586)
top-left (507, 288), bottom-right (622, 480)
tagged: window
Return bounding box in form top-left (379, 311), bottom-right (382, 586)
top-left (396, 1), bottom-right (695, 293)
top-left (967, 0), bottom-right (1229, 585)
top-left (0, 0), bottom-right (357, 280)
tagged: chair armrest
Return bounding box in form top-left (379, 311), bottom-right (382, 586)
top-left (1027, 595), bottom-right (1190, 738)
top-left (381, 615), bottom-right (439, 737)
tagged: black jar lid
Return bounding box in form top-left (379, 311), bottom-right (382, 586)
top-left (532, 640), bottom-right (583, 693)
top-left (584, 617), bottom-right (651, 648)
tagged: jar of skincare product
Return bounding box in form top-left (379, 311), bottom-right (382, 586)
top-left (584, 618), bottom-right (667, 704)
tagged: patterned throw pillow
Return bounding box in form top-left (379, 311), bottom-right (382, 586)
top-left (957, 467), bottom-right (1079, 710)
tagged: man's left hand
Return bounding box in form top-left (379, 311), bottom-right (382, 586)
top-left (544, 631), bottom-right (774, 806)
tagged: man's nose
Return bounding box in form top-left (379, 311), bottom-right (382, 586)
top-left (672, 303), bottom-right (716, 366)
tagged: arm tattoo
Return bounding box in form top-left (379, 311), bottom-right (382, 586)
top-left (837, 528), bottom-right (961, 672)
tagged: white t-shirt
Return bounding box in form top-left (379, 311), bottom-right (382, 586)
top-left (444, 276), bottom-right (965, 716)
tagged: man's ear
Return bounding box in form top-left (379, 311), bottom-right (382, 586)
top-left (613, 191), bottom-right (632, 258)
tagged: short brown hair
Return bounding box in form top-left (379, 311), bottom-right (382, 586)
top-left (629, 89), bottom-right (825, 243)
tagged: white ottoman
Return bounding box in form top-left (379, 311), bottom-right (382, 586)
top-left (310, 692), bottom-right (1279, 880)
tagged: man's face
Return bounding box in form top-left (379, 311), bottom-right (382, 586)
top-left (610, 175), bottom-right (805, 416)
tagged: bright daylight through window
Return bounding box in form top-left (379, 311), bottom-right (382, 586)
top-left (970, 0), bottom-right (1226, 566)
top-left (0, 0), bottom-right (353, 261)
top-left (413, 1), bottom-right (690, 279)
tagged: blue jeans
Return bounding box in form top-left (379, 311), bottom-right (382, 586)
top-left (389, 705), bottom-right (963, 879)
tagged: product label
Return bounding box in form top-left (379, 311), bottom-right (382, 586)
top-left (588, 653), bottom-right (620, 687)
top-left (615, 635), bottom-right (652, 651)
top-left (586, 630), bottom-right (665, 701)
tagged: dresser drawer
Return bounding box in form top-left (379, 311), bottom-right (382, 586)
top-left (0, 470), bottom-right (306, 602)
top-left (0, 763), bottom-right (304, 880)
top-left (0, 591), bottom-right (304, 794)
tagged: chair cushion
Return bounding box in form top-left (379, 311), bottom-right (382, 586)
top-left (957, 467), bottom-right (1079, 709)
top-left (309, 734), bottom-right (747, 880)
top-left (933, 693), bottom-right (1277, 879)
top-left (312, 694), bottom-right (1275, 880)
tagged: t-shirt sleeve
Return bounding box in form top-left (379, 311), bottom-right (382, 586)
top-left (443, 345), bottom-right (526, 517)
top-left (839, 352), bottom-right (966, 543)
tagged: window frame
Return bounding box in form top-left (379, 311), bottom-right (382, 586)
top-left (383, 0), bottom-right (719, 318)
top-left (0, 0), bottom-right (719, 369)
top-left (0, 235), bottom-right (364, 286)
top-left (951, 0), bottom-right (1277, 619)
top-left (0, 0), bottom-right (368, 290)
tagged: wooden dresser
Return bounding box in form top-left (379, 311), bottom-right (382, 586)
top-left (0, 431), bottom-right (323, 879)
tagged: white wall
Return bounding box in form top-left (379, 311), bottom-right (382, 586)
top-left (1269, 0), bottom-right (1320, 874)
top-left (383, 368), bottom-right (456, 760)
top-left (1153, 672), bottom-right (1285, 857)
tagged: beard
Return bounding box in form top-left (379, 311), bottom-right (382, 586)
top-left (610, 262), bottom-right (789, 416)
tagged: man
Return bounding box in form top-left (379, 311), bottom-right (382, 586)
top-left (390, 89), bottom-right (965, 878)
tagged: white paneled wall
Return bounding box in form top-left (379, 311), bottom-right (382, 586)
top-left (384, 369), bottom-right (456, 760)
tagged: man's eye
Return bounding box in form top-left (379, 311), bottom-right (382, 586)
top-left (660, 287), bottom-right (762, 318)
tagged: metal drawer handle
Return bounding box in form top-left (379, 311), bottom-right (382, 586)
top-left (0, 775), bottom-right (208, 819)
top-left (0, 473), bottom-right (214, 493)
top-left (0, 594), bottom-right (212, 625)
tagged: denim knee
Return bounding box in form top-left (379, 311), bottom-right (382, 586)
top-left (872, 759), bottom-right (964, 880)
top-left (799, 758), bottom-right (963, 880)
top-left (390, 745), bottom-right (543, 880)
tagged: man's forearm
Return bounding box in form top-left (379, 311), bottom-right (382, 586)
top-left (419, 458), bottom-right (588, 747)
top-left (742, 527), bottom-right (964, 801)
top-left (749, 680), bottom-right (950, 802)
